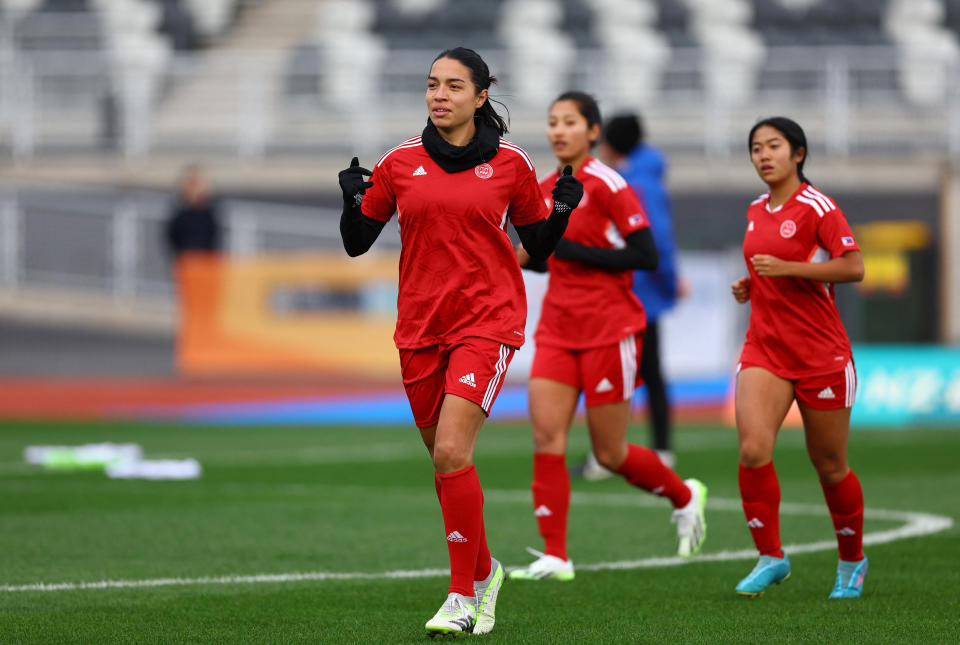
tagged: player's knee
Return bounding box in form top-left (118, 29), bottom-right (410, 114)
top-left (531, 423), bottom-right (565, 454)
top-left (593, 444), bottom-right (626, 471)
top-left (811, 454), bottom-right (847, 484)
top-left (739, 438), bottom-right (773, 468)
top-left (431, 440), bottom-right (471, 473)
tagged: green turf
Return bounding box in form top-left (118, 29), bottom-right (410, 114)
top-left (0, 420), bottom-right (957, 643)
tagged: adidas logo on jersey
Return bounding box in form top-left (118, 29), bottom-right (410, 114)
top-left (459, 373), bottom-right (477, 388)
top-left (412, 165), bottom-right (427, 176)
top-left (534, 505), bottom-right (553, 517)
top-left (836, 527), bottom-right (857, 536)
top-left (817, 386), bottom-right (836, 399)
top-left (747, 518), bottom-right (765, 529)
top-left (446, 531), bottom-right (467, 543)
top-left (595, 378), bottom-right (614, 393)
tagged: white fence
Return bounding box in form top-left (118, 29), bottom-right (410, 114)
top-left (1, 45), bottom-right (959, 161)
top-left (0, 186), bottom-right (373, 303)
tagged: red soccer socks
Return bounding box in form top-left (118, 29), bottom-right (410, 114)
top-left (739, 462), bottom-right (784, 558)
top-left (438, 465), bottom-right (485, 596)
top-left (821, 469), bottom-right (865, 561)
top-left (616, 444), bottom-right (692, 508)
top-left (531, 453), bottom-right (571, 561)
top-left (435, 471), bottom-right (491, 581)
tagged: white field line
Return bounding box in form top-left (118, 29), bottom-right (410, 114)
top-left (1, 491), bottom-right (952, 593)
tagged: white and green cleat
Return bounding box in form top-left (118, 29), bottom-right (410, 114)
top-left (507, 547), bottom-right (575, 581)
top-left (672, 478), bottom-right (708, 558)
top-left (473, 557), bottom-right (504, 635)
top-left (425, 592), bottom-right (475, 638)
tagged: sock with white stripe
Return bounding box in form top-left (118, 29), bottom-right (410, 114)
top-left (739, 462), bottom-right (784, 558)
top-left (438, 464), bottom-right (484, 597)
top-left (615, 444), bottom-right (691, 508)
top-left (821, 469), bottom-right (864, 561)
top-left (531, 452), bottom-right (570, 561)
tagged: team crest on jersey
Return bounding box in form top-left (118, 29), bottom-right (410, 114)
top-left (779, 219), bottom-right (797, 239)
top-left (475, 163), bottom-right (494, 179)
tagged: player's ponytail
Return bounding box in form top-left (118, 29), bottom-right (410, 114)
top-left (749, 116), bottom-right (811, 185)
top-left (433, 47), bottom-right (509, 136)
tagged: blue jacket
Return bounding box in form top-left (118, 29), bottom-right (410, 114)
top-left (618, 145), bottom-right (677, 322)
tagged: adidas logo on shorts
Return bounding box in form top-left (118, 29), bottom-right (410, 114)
top-left (595, 378), bottom-right (614, 393)
top-left (817, 386), bottom-right (836, 399)
top-left (459, 373), bottom-right (477, 388)
top-left (446, 531), bottom-right (467, 543)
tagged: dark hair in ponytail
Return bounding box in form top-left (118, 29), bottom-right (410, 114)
top-left (749, 116), bottom-right (811, 185)
top-left (433, 47), bottom-right (509, 136)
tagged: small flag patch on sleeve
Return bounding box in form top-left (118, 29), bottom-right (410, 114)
top-left (628, 214), bottom-right (645, 227)
top-left (841, 236), bottom-right (855, 246)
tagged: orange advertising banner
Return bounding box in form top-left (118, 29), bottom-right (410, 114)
top-left (175, 252), bottom-right (400, 377)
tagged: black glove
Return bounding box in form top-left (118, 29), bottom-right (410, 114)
top-left (338, 157), bottom-right (374, 206)
top-left (551, 165), bottom-right (583, 213)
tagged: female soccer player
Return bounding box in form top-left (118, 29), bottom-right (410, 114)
top-left (731, 116), bottom-right (867, 598)
top-left (337, 48), bottom-right (583, 636)
top-left (510, 92), bottom-right (707, 582)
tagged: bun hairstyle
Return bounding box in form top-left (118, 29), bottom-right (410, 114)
top-left (749, 116), bottom-right (810, 185)
top-left (433, 47), bottom-right (509, 136)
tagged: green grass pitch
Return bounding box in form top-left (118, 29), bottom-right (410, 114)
top-left (0, 420), bottom-right (956, 643)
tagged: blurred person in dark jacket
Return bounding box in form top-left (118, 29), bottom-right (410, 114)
top-left (575, 113), bottom-right (682, 479)
top-left (165, 164), bottom-right (221, 258)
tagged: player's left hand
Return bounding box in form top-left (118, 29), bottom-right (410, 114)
top-left (750, 254), bottom-right (790, 277)
top-left (551, 165), bottom-right (583, 212)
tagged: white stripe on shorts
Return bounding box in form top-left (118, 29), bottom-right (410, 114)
top-left (619, 336), bottom-right (638, 401)
top-left (844, 359), bottom-right (856, 408)
top-left (481, 344), bottom-right (510, 412)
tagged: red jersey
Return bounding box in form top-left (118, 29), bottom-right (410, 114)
top-left (362, 136), bottom-right (548, 349)
top-left (535, 156), bottom-right (650, 349)
top-left (740, 182), bottom-right (860, 378)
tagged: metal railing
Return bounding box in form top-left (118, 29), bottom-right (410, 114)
top-left (1, 43), bottom-right (959, 161)
top-left (0, 185), bottom-right (386, 304)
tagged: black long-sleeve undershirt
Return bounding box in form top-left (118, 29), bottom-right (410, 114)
top-left (341, 199), bottom-right (574, 260)
top-left (340, 200), bottom-right (385, 257)
top-left (514, 207), bottom-right (572, 264)
top-left (523, 228), bottom-right (658, 273)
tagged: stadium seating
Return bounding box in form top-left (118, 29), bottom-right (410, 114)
top-left (885, 0), bottom-right (960, 106)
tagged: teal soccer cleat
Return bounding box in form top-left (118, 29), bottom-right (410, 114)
top-left (736, 554), bottom-right (791, 597)
top-left (829, 557), bottom-right (868, 599)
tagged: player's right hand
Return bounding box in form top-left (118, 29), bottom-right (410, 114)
top-left (551, 165), bottom-right (583, 212)
top-left (338, 157), bottom-right (374, 202)
top-left (731, 276), bottom-right (751, 303)
top-left (515, 243), bottom-right (531, 267)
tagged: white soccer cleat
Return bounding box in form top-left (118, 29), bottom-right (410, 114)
top-left (580, 452), bottom-right (615, 481)
top-left (671, 478), bottom-right (708, 558)
top-left (425, 592), bottom-right (476, 637)
top-left (472, 557), bottom-right (504, 635)
top-left (507, 547), bottom-right (575, 581)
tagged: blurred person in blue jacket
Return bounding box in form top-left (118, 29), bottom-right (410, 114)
top-left (576, 113), bottom-right (681, 478)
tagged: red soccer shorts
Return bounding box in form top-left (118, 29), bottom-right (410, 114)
top-left (739, 359), bottom-right (856, 410)
top-left (530, 333), bottom-right (644, 407)
top-left (399, 337), bottom-right (515, 428)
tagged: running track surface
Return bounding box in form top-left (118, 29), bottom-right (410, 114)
top-left (0, 377), bottom-right (730, 425)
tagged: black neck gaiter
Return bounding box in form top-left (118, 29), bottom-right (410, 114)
top-left (420, 118), bottom-right (501, 174)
